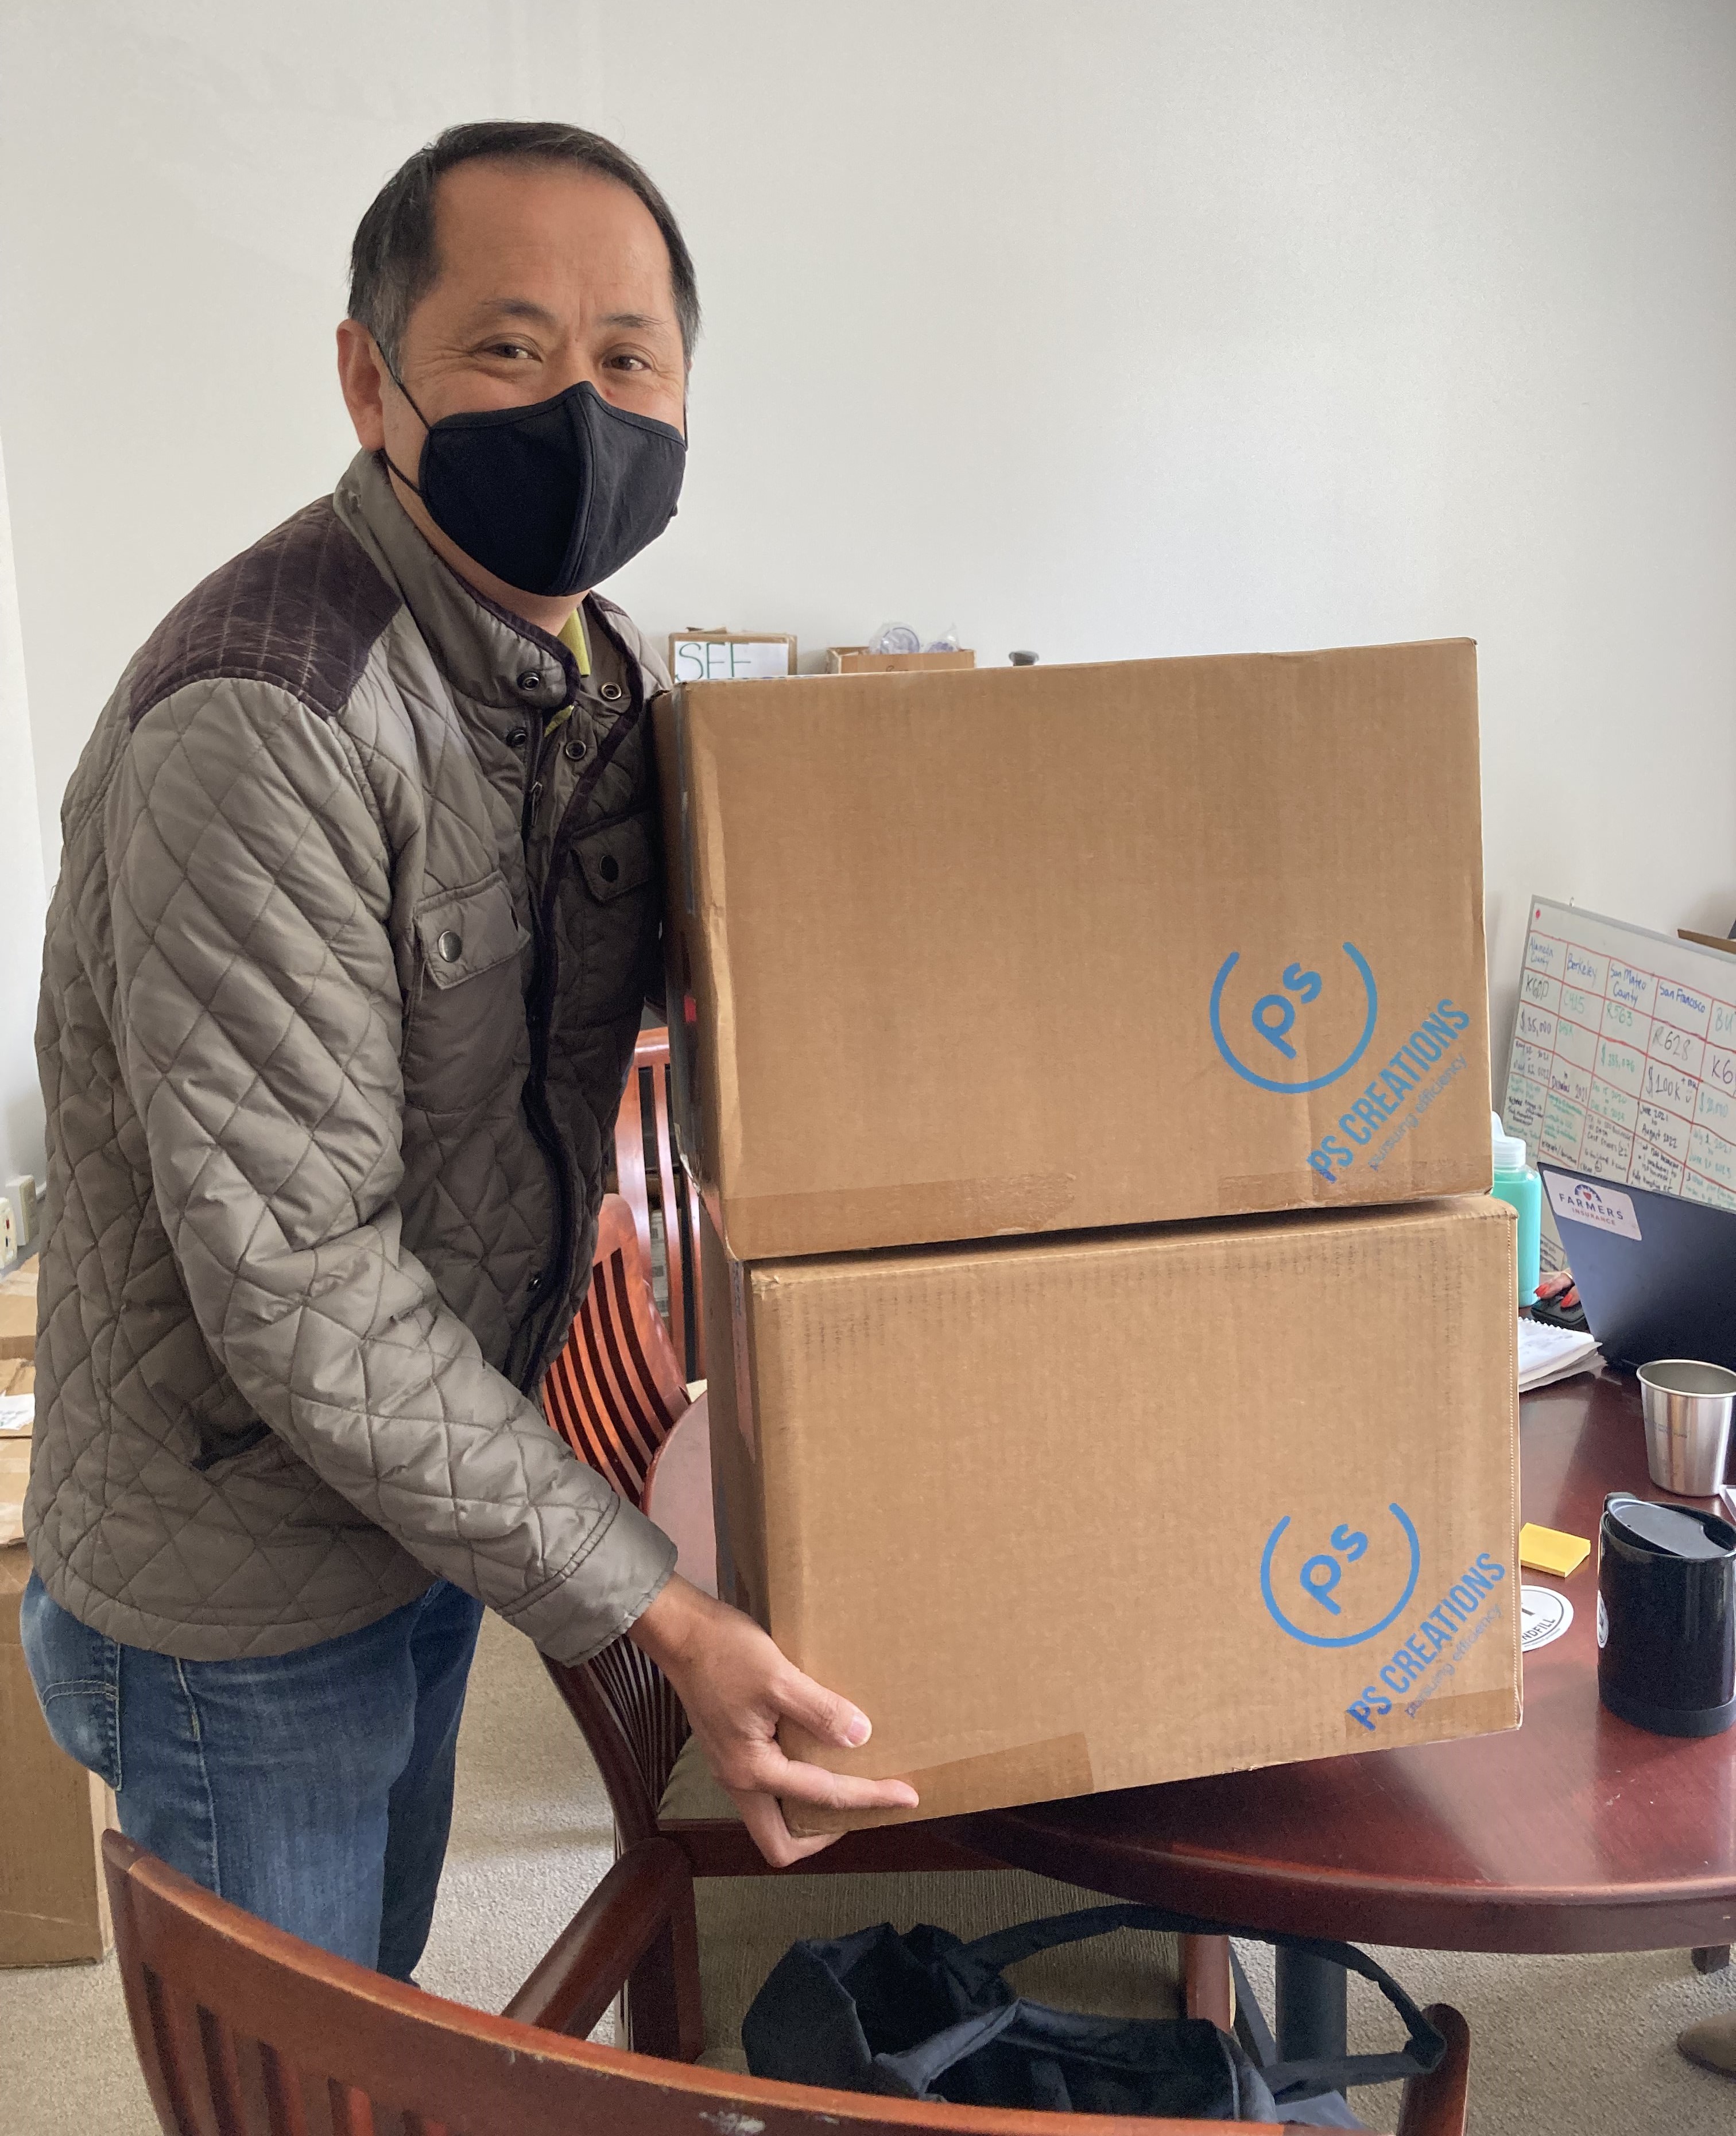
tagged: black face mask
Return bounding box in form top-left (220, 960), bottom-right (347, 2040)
top-left (383, 371), bottom-right (685, 598)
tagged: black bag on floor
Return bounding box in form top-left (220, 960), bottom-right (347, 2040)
top-left (742, 1901), bottom-right (1444, 2123)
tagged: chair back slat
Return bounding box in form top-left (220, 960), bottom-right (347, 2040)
top-left (253, 2040), bottom-right (310, 2136)
top-left (539, 1196), bottom-right (688, 1512)
top-left (140, 1964), bottom-right (206, 2134)
top-left (614, 1048), bottom-right (656, 1277)
top-left (681, 1161), bottom-right (704, 1380)
top-left (542, 1637), bottom-right (691, 1849)
top-left (327, 2081), bottom-right (374, 2136)
top-left (595, 1250), bottom-right (683, 1464)
top-left (557, 1266), bottom-right (658, 1502)
top-left (197, 1998), bottom-right (250, 2136)
top-left (641, 1038), bottom-right (704, 1380)
top-left (615, 1029), bottom-right (704, 1382)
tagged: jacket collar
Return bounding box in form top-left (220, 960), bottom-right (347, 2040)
top-left (332, 449), bottom-right (580, 728)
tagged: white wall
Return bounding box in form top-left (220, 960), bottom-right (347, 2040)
top-left (2, 0), bottom-right (1733, 1079)
top-left (0, 432), bottom-right (46, 1191)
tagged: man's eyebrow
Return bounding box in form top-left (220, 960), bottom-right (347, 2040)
top-left (469, 297), bottom-right (562, 329)
top-left (466, 297), bottom-right (673, 335)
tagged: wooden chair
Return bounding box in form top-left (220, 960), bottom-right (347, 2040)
top-left (102, 1828), bottom-right (1471, 2136)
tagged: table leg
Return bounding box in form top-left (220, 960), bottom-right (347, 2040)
top-left (1692, 1945), bottom-right (1731, 1975)
top-left (1276, 1945), bottom-right (1348, 2063)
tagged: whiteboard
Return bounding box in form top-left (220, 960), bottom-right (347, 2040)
top-left (1502, 898), bottom-right (1736, 1250)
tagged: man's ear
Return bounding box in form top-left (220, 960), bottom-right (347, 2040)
top-left (336, 319), bottom-right (388, 451)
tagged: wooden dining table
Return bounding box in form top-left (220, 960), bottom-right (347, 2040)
top-left (644, 1367), bottom-right (1736, 2061)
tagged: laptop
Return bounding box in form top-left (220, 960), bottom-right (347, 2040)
top-left (1538, 1166), bottom-right (1736, 1373)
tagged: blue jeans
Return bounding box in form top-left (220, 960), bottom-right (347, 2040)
top-left (20, 1572), bottom-right (485, 1979)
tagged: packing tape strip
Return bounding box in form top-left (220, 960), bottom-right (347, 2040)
top-left (732, 1152), bottom-right (1490, 1258)
top-left (725, 1173), bottom-right (1079, 1258)
top-left (1218, 1155), bottom-right (1490, 1210)
top-left (786, 1731), bottom-right (1094, 1838)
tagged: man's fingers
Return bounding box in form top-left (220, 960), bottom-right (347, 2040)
top-left (730, 1787), bottom-right (842, 1869)
top-left (773, 1757), bottom-right (920, 1813)
top-left (710, 1732), bottom-right (919, 1812)
top-left (711, 1739), bottom-right (921, 1813)
top-left (772, 1665), bottom-right (874, 1749)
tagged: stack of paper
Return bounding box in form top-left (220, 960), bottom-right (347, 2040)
top-left (1518, 1317), bottom-right (1603, 1393)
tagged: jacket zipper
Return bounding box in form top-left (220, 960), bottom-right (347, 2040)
top-left (507, 637), bottom-right (648, 1390)
top-left (506, 716), bottom-right (568, 1390)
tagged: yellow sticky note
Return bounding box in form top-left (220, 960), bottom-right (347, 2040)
top-left (1519, 1522), bottom-right (1591, 1577)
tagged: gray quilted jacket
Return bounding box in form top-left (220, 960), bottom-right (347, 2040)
top-left (26, 449), bottom-right (677, 1661)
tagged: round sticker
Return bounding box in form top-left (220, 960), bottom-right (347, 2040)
top-left (1520, 1585), bottom-right (1574, 1653)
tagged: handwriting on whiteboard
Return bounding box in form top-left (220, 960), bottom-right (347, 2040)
top-left (1504, 898), bottom-right (1736, 1216)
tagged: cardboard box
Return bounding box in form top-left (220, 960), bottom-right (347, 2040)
top-left (704, 1193), bottom-right (1520, 1830)
top-left (0, 1286), bottom-right (34, 1362)
top-left (826, 646), bottom-right (976, 673)
top-left (1, 1544), bottom-right (117, 1964)
top-left (658, 640), bottom-right (1492, 1262)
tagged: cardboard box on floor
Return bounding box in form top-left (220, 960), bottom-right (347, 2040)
top-left (2, 1540), bottom-right (117, 1966)
top-left (0, 1255), bottom-right (111, 1967)
top-left (657, 639), bottom-right (1491, 1263)
top-left (704, 1194), bottom-right (1520, 1831)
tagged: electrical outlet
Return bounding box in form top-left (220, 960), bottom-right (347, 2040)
top-left (5, 1176), bottom-right (37, 1250)
top-left (0, 1198), bottom-right (14, 1267)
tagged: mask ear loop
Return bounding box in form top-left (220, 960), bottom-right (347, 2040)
top-left (377, 345), bottom-right (431, 500)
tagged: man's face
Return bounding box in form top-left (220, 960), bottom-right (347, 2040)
top-left (338, 157), bottom-right (686, 607)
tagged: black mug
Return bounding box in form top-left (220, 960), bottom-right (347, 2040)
top-left (1598, 1493), bottom-right (1736, 1738)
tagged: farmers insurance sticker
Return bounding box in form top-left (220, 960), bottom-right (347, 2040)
top-left (1545, 1174), bottom-right (1642, 1242)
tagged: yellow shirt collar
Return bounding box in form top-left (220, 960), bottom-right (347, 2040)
top-left (558, 606), bottom-right (591, 677)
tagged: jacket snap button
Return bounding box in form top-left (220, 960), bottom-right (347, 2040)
top-left (505, 726), bottom-right (529, 747)
top-left (563, 736), bottom-right (587, 761)
top-left (599, 681), bottom-right (625, 703)
top-left (527, 1269), bottom-right (546, 1296)
top-left (516, 670), bottom-right (550, 695)
top-left (598, 855), bottom-right (620, 883)
top-left (436, 929), bottom-right (463, 962)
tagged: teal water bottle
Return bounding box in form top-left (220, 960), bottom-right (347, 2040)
top-left (1491, 1112), bottom-right (1542, 1307)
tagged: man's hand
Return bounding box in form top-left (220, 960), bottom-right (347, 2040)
top-left (629, 1575), bottom-right (919, 1866)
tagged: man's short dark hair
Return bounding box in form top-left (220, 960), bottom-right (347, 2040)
top-left (348, 121), bottom-right (700, 370)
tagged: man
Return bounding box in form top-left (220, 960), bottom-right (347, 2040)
top-left (21, 119), bottom-right (915, 1979)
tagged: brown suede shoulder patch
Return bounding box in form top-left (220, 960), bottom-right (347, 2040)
top-left (126, 499), bottom-right (401, 729)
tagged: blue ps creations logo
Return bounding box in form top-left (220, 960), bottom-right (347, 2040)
top-left (1260, 1503), bottom-right (1421, 1649)
top-left (1208, 943), bottom-right (1378, 1093)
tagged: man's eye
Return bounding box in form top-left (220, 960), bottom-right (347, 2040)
top-left (607, 352), bottom-right (651, 372)
top-left (486, 342), bottom-right (537, 361)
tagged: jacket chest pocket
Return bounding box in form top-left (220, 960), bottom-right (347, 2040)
top-left (402, 872), bottom-right (530, 1112)
top-left (569, 809), bottom-right (660, 1016)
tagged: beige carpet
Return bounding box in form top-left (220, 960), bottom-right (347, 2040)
top-left (3, 1606), bottom-right (1733, 2132)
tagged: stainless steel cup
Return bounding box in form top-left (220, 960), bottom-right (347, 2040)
top-left (1638, 1359), bottom-right (1736, 1495)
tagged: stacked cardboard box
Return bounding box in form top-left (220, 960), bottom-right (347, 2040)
top-left (0, 1262), bottom-right (117, 1964)
top-left (654, 641), bottom-right (1520, 1829)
